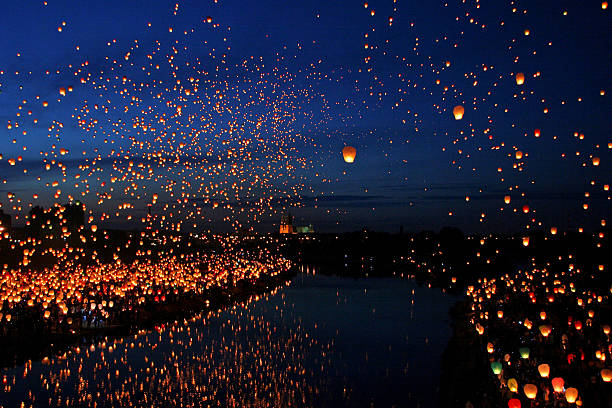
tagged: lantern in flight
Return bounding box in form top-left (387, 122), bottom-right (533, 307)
top-left (523, 384), bottom-right (537, 399)
top-left (515, 73), bottom-right (525, 85)
top-left (342, 146), bottom-right (357, 163)
top-left (453, 105), bottom-right (464, 120)
top-left (507, 378), bottom-right (518, 392)
top-left (538, 364), bottom-right (550, 378)
top-left (508, 399), bottom-right (521, 408)
top-left (552, 377), bottom-right (565, 392)
top-left (565, 387), bottom-right (578, 403)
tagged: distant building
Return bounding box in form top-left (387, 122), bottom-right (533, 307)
top-left (295, 224), bottom-right (315, 234)
top-left (280, 213), bottom-right (314, 234)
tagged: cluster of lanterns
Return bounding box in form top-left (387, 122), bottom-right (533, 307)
top-left (468, 256), bottom-right (610, 406)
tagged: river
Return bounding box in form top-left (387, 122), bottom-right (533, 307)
top-left (0, 270), bottom-right (458, 408)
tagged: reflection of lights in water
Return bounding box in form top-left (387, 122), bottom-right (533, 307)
top-left (1, 286), bottom-right (333, 407)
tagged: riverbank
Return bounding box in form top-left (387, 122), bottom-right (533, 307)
top-left (0, 267), bottom-right (295, 370)
top-left (437, 299), bottom-right (501, 407)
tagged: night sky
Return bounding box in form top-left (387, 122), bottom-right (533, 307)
top-left (0, 0), bottom-right (610, 233)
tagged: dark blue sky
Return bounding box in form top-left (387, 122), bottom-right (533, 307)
top-left (0, 0), bottom-right (610, 233)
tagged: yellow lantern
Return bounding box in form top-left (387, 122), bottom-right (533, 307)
top-left (515, 73), bottom-right (525, 85)
top-left (507, 378), bottom-right (518, 392)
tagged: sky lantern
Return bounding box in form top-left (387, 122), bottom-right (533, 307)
top-left (522, 205), bottom-right (529, 213)
top-left (534, 129), bottom-right (541, 137)
top-left (523, 384), bottom-right (537, 399)
top-left (491, 361), bottom-right (502, 374)
top-left (453, 105), bottom-right (464, 120)
top-left (515, 150), bottom-right (523, 160)
top-left (59, 87), bottom-right (66, 96)
top-left (522, 236), bottom-right (529, 246)
top-left (592, 157), bottom-right (600, 166)
top-left (519, 347), bottom-right (530, 359)
top-left (601, 369), bottom-right (612, 382)
top-left (508, 399), bottom-right (521, 408)
top-left (515, 73), bottom-right (525, 85)
top-left (342, 146), bottom-right (357, 163)
top-left (504, 195), bottom-right (511, 204)
top-left (551, 227), bottom-right (558, 235)
top-left (507, 378), bottom-right (518, 392)
top-left (552, 377), bottom-right (565, 392)
top-left (565, 387), bottom-right (578, 403)
top-left (539, 324), bottom-right (552, 337)
top-left (538, 364), bottom-right (550, 378)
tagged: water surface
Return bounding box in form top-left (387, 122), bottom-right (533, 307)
top-left (0, 272), bottom-right (457, 407)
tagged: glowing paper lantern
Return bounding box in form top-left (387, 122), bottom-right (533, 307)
top-left (601, 369), bottom-right (612, 382)
top-left (453, 105), bottom-right (465, 120)
top-left (538, 363), bottom-right (550, 378)
top-left (515, 73), bottom-right (525, 85)
top-left (504, 195), bottom-right (511, 204)
top-left (539, 325), bottom-right (552, 337)
top-left (491, 361), bottom-right (503, 375)
top-left (507, 378), bottom-right (518, 392)
top-left (508, 398), bottom-right (521, 408)
top-left (523, 384), bottom-right (538, 399)
top-left (519, 347), bottom-right (530, 359)
top-left (552, 377), bottom-right (565, 392)
top-left (342, 146), bottom-right (357, 163)
top-left (565, 387), bottom-right (578, 403)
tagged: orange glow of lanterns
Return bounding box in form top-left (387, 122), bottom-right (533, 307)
top-left (601, 369), bottom-right (612, 382)
top-left (515, 73), bottom-right (525, 85)
top-left (453, 105), bottom-right (464, 120)
top-left (538, 363), bottom-right (550, 378)
top-left (565, 387), bottom-right (578, 403)
top-left (342, 146), bottom-right (357, 163)
top-left (539, 325), bottom-right (552, 337)
top-left (552, 377), bottom-right (565, 392)
top-left (523, 384), bottom-right (537, 399)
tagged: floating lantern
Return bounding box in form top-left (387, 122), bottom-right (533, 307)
top-left (507, 378), bottom-right (518, 392)
top-left (491, 361), bottom-right (503, 375)
top-left (538, 363), bottom-right (550, 378)
top-left (508, 398), bottom-right (521, 408)
top-left (539, 325), bottom-right (552, 337)
top-left (519, 347), bottom-right (530, 359)
top-left (342, 146), bottom-right (357, 163)
top-left (552, 377), bottom-right (565, 392)
top-left (515, 73), bottom-right (525, 85)
top-left (453, 105), bottom-right (464, 120)
top-left (565, 387), bottom-right (578, 403)
top-left (523, 384), bottom-right (538, 399)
